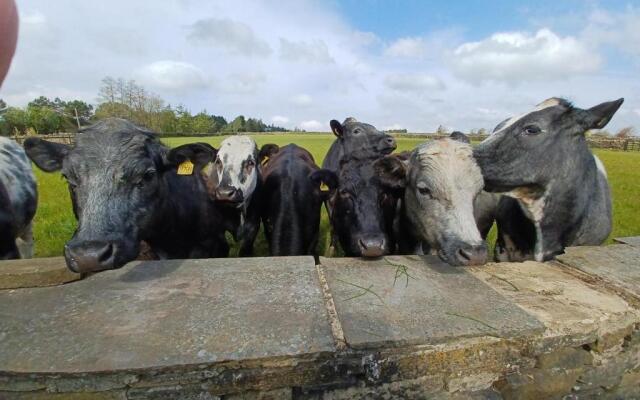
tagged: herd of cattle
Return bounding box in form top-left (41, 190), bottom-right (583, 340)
top-left (0, 97), bottom-right (624, 274)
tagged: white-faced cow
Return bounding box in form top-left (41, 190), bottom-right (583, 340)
top-left (322, 117), bottom-right (397, 172)
top-left (376, 138), bottom-right (488, 266)
top-left (474, 97), bottom-right (623, 262)
top-left (175, 136), bottom-right (264, 256)
top-left (24, 118), bottom-right (228, 273)
top-left (259, 144), bottom-right (334, 257)
top-left (0, 137), bottom-right (37, 259)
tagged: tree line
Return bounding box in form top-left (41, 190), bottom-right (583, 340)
top-left (0, 76), bottom-right (287, 136)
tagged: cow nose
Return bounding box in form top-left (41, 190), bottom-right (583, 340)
top-left (454, 244), bottom-right (488, 266)
top-left (64, 241), bottom-right (117, 273)
top-left (216, 186), bottom-right (240, 202)
top-left (358, 237), bottom-right (386, 258)
top-left (384, 136), bottom-right (396, 147)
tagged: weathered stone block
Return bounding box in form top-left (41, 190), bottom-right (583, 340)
top-left (0, 257), bottom-right (335, 374)
top-left (320, 256), bottom-right (544, 349)
top-left (469, 261), bottom-right (639, 345)
top-left (0, 256), bottom-right (80, 289)
top-left (614, 236), bottom-right (640, 247)
top-left (557, 244), bottom-right (640, 299)
top-left (494, 368), bottom-right (582, 400)
top-left (536, 347), bottom-right (592, 370)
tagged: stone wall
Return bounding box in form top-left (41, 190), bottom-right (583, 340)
top-left (0, 240), bottom-right (639, 399)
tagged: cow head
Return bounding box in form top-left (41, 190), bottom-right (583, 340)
top-left (24, 118), bottom-right (202, 273)
top-left (474, 97), bottom-right (624, 193)
top-left (325, 157), bottom-right (399, 257)
top-left (376, 139), bottom-right (487, 266)
top-left (208, 136), bottom-right (259, 208)
top-left (330, 118), bottom-right (396, 158)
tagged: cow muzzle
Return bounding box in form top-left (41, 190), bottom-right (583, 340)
top-left (379, 136), bottom-right (397, 154)
top-left (64, 240), bottom-right (121, 273)
top-left (442, 243), bottom-right (488, 267)
top-left (215, 186), bottom-right (244, 205)
top-left (358, 236), bottom-right (386, 258)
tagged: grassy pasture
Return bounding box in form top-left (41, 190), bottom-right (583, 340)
top-left (31, 134), bottom-right (640, 258)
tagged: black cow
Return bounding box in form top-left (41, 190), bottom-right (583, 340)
top-left (323, 155), bottom-right (400, 257)
top-left (322, 117), bottom-right (396, 172)
top-left (259, 144), bottom-right (334, 257)
top-left (24, 118), bottom-right (228, 273)
top-left (0, 137), bottom-right (37, 259)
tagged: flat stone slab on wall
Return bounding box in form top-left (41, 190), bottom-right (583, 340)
top-left (0, 256), bottom-right (334, 373)
top-left (319, 255), bottom-right (544, 349)
top-left (614, 236), bottom-right (640, 247)
top-left (557, 244), bottom-right (640, 299)
top-left (0, 257), bottom-right (80, 289)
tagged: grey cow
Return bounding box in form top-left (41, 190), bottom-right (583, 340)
top-left (0, 137), bottom-right (37, 259)
top-left (376, 138), bottom-right (488, 266)
top-left (474, 97), bottom-right (623, 262)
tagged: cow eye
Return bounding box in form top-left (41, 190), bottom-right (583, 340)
top-left (339, 188), bottom-right (351, 198)
top-left (246, 159), bottom-right (255, 168)
top-left (523, 125), bottom-right (542, 135)
top-left (215, 158), bottom-right (222, 167)
top-left (417, 183), bottom-right (433, 198)
top-left (353, 128), bottom-right (361, 135)
top-left (143, 169), bottom-right (156, 181)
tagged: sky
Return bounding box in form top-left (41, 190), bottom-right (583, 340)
top-left (3, 0), bottom-right (640, 132)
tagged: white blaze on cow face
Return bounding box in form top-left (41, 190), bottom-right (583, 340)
top-left (481, 97), bottom-right (562, 146)
top-left (405, 139), bottom-right (485, 254)
top-left (214, 136), bottom-right (259, 204)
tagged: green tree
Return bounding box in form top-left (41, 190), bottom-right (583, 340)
top-left (224, 115), bottom-right (246, 133)
top-left (26, 106), bottom-right (64, 135)
top-left (1, 107), bottom-right (27, 135)
top-left (192, 111), bottom-right (214, 133)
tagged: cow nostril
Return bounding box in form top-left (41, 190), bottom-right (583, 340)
top-left (457, 248), bottom-right (472, 262)
top-left (97, 243), bottom-right (114, 264)
top-left (358, 238), bottom-right (385, 257)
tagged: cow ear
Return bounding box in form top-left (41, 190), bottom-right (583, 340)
top-left (330, 120), bottom-right (344, 138)
top-left (374, 155), bottom-right (407, 190)
top-left (309, 169), bottom-right (338, 199)
top-left (166, 143), bottom-right (217, 170)
top-left (584, 98), bottom-right (624, 130)
top-left (23, 138), bottom-right (70, 172)
top-left (258, 144), bottom-right (279, 166)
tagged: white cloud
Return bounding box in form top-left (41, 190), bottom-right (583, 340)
top-left (384, 37), bottom-right (427, 58)
top-left (451, 29), bottom-right (600, 84)
top-left (290, 93), bottom-right (313, 106)
top-left (271, 115), bottom-right (289, 124)
top-left (186, 17), bottom-right (272, 57)
top-left (384, 73), bottom-right (445, 93)
top-left (136, 61), bottom-right (208, 92)
top-left (217, 72), bottom-right (266, 94)
top-left (582, 8), bottom-right (640, 59)
top-left (22, 11), bottom-right (46, 25)
top-left (299, 120), bottom-right (324, 131)
top-left (279, 38), bottom-right (334, 64)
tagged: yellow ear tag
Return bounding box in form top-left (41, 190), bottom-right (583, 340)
top-left (261, 156), bottom-right (269, 166)
top-left (320, 182), bottom-right (329, 192)
top-left (177, 160), bottom-right (194, 175)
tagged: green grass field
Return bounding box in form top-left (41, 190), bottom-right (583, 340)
top-left (31, 134), bottom-right (640, 258)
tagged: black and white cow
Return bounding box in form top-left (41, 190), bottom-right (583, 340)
top-left (474, 97), bottom-right (623, 262)
top-left (376, 138), bottom-right (488, 266)
top-left (0, 137), bottom-right (37, 259)
top-left (24, 118), bottom-right (228, 273)
top-left (259, 144), bottom-right (334, 256)
top-left (176, 136), bottom-right (265, 256)
top-left (322, 118), bottom-right (396, 172)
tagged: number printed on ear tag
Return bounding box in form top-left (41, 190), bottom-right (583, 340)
top-left (320, 182), bottom-right (329, 192)
top-left (261, 156), bottom-right (270, 166)
top-left (177, 160), bottom-right (194, 175)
